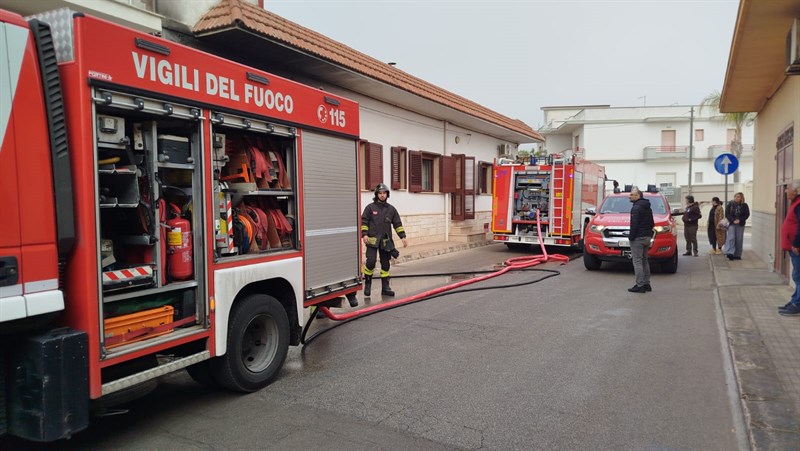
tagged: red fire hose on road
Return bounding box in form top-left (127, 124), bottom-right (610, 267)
top-left (302, 211), bottom-right (569, 344)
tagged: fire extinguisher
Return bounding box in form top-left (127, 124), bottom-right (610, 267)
top-left (166, 202), bottom-right (193, 280)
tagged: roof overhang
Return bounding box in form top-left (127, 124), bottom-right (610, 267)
top-left (721, 0), bottom-right (800, 113)
top-left (194, 25), bottom-right (540, 143)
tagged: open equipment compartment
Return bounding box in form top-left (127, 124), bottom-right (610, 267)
top-left (94, 89), bottom-right (204, 351)
top-left (210, 111), bottom-right (297, 260)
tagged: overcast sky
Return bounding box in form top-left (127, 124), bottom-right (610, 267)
top-left (266, 0), bottom-right (739, 130)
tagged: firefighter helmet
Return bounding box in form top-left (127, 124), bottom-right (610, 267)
top-left (374, 183), bottom-right (390, 198)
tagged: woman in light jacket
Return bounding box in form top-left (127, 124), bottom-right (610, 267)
top-left (724, 192), bottom-right (750, 260)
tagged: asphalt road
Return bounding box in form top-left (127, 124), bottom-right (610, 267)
top-left (6, 244), bottom-right (746, 450)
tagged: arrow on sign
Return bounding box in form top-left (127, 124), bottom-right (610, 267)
top-left (720, 155), bottom-right (732, 173)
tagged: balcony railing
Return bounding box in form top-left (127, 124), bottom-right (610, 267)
top-left (643, 146), bottom-right (689, 160)
top-left (706, 144), bottom-right (754, 160)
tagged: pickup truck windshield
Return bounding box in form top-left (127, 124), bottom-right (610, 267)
top-left (599, 195), bottom-right (667, 215)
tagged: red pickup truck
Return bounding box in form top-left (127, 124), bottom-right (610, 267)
top-left (582, 189), bottom-right (681, 273)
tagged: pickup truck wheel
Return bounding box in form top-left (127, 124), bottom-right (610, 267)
top-left (214, 294), bottom-right (289, 392)
top-left (661, 250), bottom-right (679, 274)
top-left (583, 250), bottom-right (602, 270)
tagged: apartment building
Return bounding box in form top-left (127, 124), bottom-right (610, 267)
top-left (539, 104), bottom-right (754, 206)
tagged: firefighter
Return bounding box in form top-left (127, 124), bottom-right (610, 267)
top-left (361, 183), bottom-right (408, 296)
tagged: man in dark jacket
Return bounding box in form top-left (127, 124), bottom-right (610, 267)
top-left (361, 183), bottom-right (408, 297)
top-left (628, 187), bottom-right (655, 293)
top-left (682, 195), bottom-right (702, 256)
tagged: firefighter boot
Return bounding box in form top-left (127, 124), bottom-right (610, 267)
top-left (381, 277), bottom-right (395, 296)
top-left (363, 276), bottom-right (372, 297)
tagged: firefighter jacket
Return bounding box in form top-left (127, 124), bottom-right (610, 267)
top-left (361, 200), bottom-right (405, 248)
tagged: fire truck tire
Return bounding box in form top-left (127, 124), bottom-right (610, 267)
top-left (214, 294), bottom-right (289, 392)
top-left (661, 250), bottom-right (679, 274)
top-left (583, 250), bottom-right (602, 270)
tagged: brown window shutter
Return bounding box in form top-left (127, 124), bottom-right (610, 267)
top-left (409, 150), bottom-right (422, 193)
top-left (365, 142), bottom-right (383, 189)
top-left (441, 155), bottom-right (457, 193)
top-left (391, 147), bottom-right (401, 190)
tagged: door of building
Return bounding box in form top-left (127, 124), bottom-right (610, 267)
top-left (775, 126), bottom-right (794, 279)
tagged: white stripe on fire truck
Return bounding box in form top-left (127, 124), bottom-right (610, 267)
top-left (305, 226), bottom-right (358, 237)
top-left (0, 22), bottom-right (28, 154)
top-left (0, 283), bottom-right (23, 298)
top-left (24, 278), bottom-right (59, 294)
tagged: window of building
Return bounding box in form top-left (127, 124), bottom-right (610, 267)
top-left (695, 172), bottom-right (703, 184)
top-left (422, 158), bottom-right (434, 191)
top-left (695, 129), bottom-right (704, 141)
top-left (478, 161), bottom-right (493, 194)
top-left (409, 150), bottom-right (441, 193)
top-left (661, 130), bottom-right (676, 150)
top-left (390, 147), bottom-right (407, 190)
top-left (359, 140), bottom-right (383, 190)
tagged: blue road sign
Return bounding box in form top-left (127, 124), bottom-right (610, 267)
top-left (714, 153), bottom-right (739, 175)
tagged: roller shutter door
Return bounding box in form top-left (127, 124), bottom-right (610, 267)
top-left (301, 131), bottom-right (360, 297)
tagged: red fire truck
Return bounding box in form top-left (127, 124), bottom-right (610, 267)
top-left (491, 154), bottom-right (606, 249)
top-left (1, 8), bottom-right (362, 441)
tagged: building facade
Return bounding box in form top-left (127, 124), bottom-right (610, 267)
top-left (539, 105), bottom-right (754, 209)
top-left (719, 0), bottom-right (800, 282)
top-left (0, 0), bottom-right (542, 245)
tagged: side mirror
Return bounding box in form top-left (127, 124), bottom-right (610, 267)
top-left (671, 208), bottom-right (684, 216)
top-left (586, 208), bottom-right (596, 216)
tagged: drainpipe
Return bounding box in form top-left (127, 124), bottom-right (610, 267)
top-left (444, 120), bottom-right (450, 241)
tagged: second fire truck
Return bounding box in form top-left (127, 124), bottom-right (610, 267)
top-left (491, 154), bottom-right (606, 249)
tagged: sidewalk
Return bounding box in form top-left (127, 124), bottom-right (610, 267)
top-left (390, 238), bottom-right (494, 264)
top-left (711, 250), bottom-right (800, 449)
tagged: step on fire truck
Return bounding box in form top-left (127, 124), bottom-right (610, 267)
top-left (491, 154), bottom-right (606, 249)
top-left (0, 8), bottom-right (363, 441)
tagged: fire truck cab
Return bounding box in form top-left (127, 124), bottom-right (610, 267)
top-left (1, 8), bottom-right (362, 441)
top-left (491, 154), bottom-right (605, 249)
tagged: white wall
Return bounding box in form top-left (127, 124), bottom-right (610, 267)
top-left (284, 77), bottom-right (514, 242)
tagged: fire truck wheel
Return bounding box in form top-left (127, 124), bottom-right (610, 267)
top-left (215, 294), bottom-right (290, 392)
top-left (583, 250), bottom-right (602, 270)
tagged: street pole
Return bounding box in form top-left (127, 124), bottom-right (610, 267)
top-left (725, 174), bottom-right (729, 206)
top-left (688, 106), bottom-right (694, 195)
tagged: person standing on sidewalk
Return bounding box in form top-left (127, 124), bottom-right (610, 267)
top-left (682, 195), bottom-right (702, 256)
top-left (779, 179), bottom-right (800, 316)
top-left (707, 197), bottom-right (724, 254)
top-left (361, 183), bottom-right (408, 297)
top-left (628, 187), bottom-right (654, 293)
top-left (724, 192), bottom-right (750, 260)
